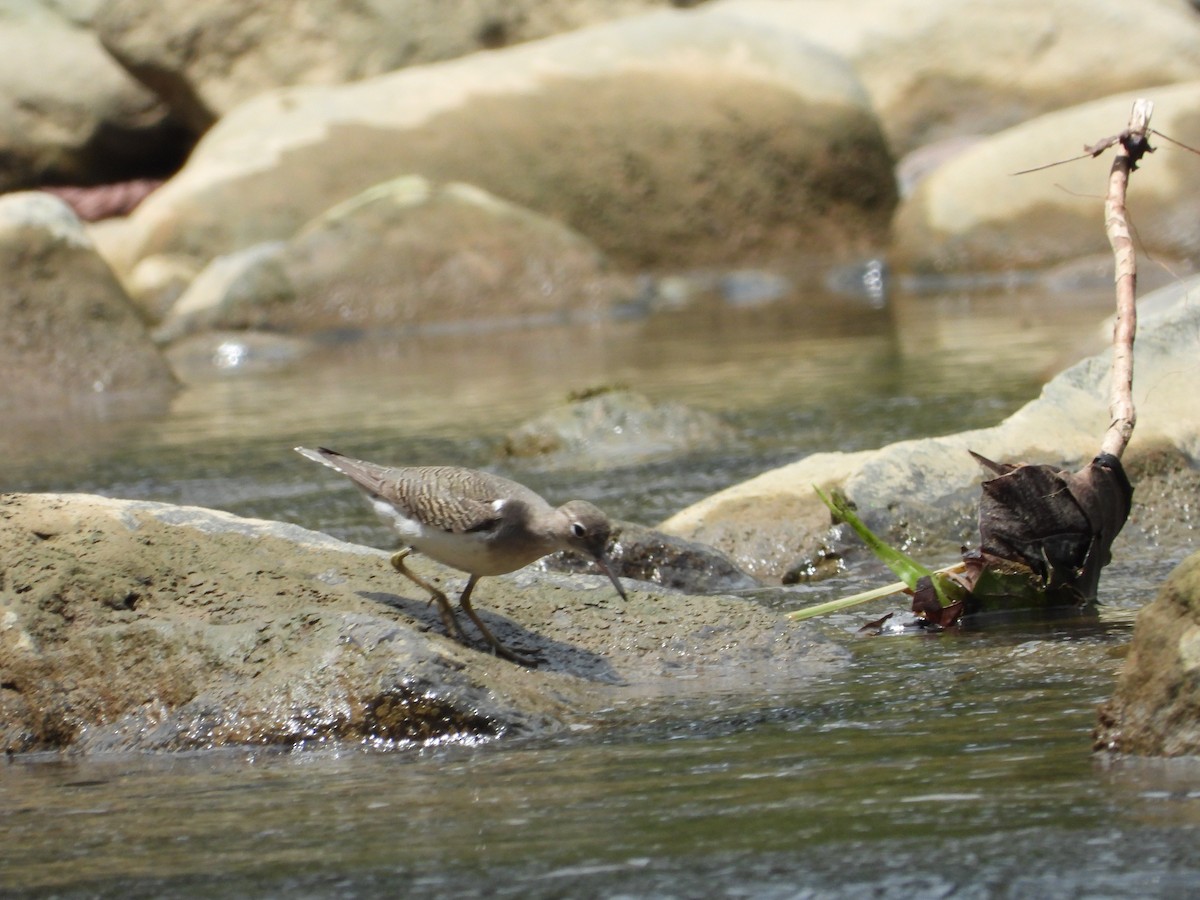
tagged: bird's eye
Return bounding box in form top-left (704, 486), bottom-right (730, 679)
top-left (571, 522), bottom-right (586, 538)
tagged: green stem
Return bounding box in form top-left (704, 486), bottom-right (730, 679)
top-left (813, 486), bottom-right (931, 589)
top-left (787, 562), bottom-right (967, 622)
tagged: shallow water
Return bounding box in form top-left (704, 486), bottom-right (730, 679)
top-left (3, 611), bottom-right (1199, 898)
top-left (4, 286), bottom-right (1105, 527)
top-left (4, 285), bottom-right (1198, 897)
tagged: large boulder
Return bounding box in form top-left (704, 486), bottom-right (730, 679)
top-left (95, 0), bottom-right (706, 135)
top-left (659, 273), bottom-right (1200, 580)
top-left (709, 0), bottom-right (1200, 156)
top-left (891, 83), bottom-right (1200, 273)
top-left (0, 192), bottom-right (175, 411)
top-left (107, 10), bottom-right (895, 277)
top-left (0, 492), bottom-right (843, 753)
top-left (0, 1), bottom-right (180, 190)
top-left (154, 176), bottom-right (636, 341)
top-left (1095, 551), bottom-right (1200, 756)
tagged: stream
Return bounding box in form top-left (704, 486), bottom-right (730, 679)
top-left (3, 283), bottom-right (1198, 897)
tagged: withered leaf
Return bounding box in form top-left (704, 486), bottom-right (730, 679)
top-left (970, 451), bottom-right (1131, 603)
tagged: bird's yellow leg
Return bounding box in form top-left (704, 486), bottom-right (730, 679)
top-left (390, 549), bottom-right (464, 640)
top-left (458, 575), bottom-right (537, 667)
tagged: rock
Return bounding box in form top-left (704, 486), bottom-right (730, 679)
top-left (0, 2), bottom-right (181, 190)
top-left (894, 135), bottom-right (984, 197)
top-left (95, 0), bottom-right (703, 135)
top-left (155, 177), bottom-right (636, 341)
top-left (708, 0), bottom-right (1200, 155)
top-left (114, 10), bottom-right (895, 275)
top-left (1095, 551), bottom-right (1200, 756)
top-left (0, 492), bottom-right (843, 753)
top-left (659, 273), bottom-right (1200, 580)
top-left (501, 388), bottom-right (736, 469)
top-left (123, 252), bottom-right (203, 323)
top-left (0, 192), bottom-right (176, 411)
top-left (153, 242), bottom-right (291, 342)
top-left (659, 450), bottom-right (877, 582)
top-left (546, 520), bottom-right (761, 594)
top-left (891, 82), bottom-right (1200, 273)
top-left (1116, 445), bottom-right (1200, 552)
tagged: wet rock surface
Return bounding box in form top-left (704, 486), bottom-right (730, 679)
top-left (0, 493), bottom-right (843, 754)
top-left (547, 520), bottom-right (761, 595)
top-left (1095, 550), bottom-right (1200, 756)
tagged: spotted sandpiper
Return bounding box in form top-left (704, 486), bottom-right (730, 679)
top-left (295, 446), bottom-right (626, 664)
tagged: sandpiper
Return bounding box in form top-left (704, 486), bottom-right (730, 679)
top-left (295, 446), bottom-right (626, 664)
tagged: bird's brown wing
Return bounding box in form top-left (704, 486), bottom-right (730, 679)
top-left (304, 449), bottom-right (507, 534)
top-left (379, 470), bottom-right (505, 535)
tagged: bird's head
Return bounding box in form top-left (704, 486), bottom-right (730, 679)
top-left (557, 499), bottom-right (627, 601)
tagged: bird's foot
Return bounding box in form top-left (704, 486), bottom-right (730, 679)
top-left (485, 639), bottom-right (540, 668)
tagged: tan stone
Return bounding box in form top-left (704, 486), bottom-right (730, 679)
top-left (154, 176), bottom-right (636, 340)
top-left (113, 11), bottom-right (894, 274)
top-left (891, 83), bottom-right (1200, 273)
top-left (0, 3), bottom-right (175, 189)
top-left (709, 0), bottom-right (1200, 155)
top-left (95, 0), bottom-right (708, 133)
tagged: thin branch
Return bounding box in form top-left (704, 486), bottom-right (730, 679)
top-left (1149, 128), bottom-right (1200, 156)
top-left (1010, 133), bottom-right (1123, 176)
top-left (1099, 98), bottom-right (1153, 460)
top-left (1084, 134), bottom-right (1121, 157)
top-left (1009, 121), bottom-right (1197, 177)
top-left (1010, 151), bottom-right (1095, 176)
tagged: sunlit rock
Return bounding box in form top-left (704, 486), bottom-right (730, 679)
top-left (891, 83), bottom-right (1200, 273)
top-left (0, 2), bottom-right (178, 189)
top-left (155, 176), bottom-right (636, 341)
top-left (114, 10), bottom-right (894, 274)
top-left (95, 0), bottom-right (702, 134)
top-left (708, 0), bottom-right (1200, 156)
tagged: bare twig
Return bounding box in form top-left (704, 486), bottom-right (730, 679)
top-left (1099, 99), bottom-right (1153, 460)
top-left (1010, 133), bottom-right (1124, 176)
top-left (1010, 151), bottom-right (1097, 176)
top-left (1149, 128), bottom-right (1200, 157)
